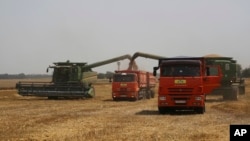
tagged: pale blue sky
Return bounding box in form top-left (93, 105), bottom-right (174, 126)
top-left (1, 0), bottom-right (250, 74)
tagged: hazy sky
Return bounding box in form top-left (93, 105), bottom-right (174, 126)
top-left (1, 0), bottom-right (250, 74)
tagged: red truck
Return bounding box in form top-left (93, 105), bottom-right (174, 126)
top-left (153, 57), bottom-right (222, 114)
top-left (112, 70), bottom-right (156, 101)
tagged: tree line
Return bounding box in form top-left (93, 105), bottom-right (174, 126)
top-left (0, 72), bottom-right (114, 79)
top-left (0, 73), bottom-right (51, 79)
top-left (2, 67), bottom-right (250, 79)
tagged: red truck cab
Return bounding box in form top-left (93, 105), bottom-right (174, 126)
top-left (112, 70), bottom-right (156, 101)
top-left (154, 57), bottom-right (222, 114)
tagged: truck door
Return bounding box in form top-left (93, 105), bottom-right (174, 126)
top-left (203, 65), bottom-right (222, 94)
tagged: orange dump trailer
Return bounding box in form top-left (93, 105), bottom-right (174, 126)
top-left (112, 70), bottom-right (156, 101)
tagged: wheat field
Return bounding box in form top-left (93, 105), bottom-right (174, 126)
top-left (0, 78), bottom-right (249, 141)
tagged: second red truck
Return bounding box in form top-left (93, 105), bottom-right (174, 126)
top-left (112, 70), bottom-right (156, 101)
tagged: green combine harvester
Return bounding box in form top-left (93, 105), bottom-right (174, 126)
top-left (204, 54), bottom-right (245, 100)
top-left (16, 55), bottom-right (132, 99)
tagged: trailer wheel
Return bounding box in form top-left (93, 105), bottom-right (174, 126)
top-left (146, 91), bottom-right (151, 99)
top-left (150, 90), bottom-right (155, 98)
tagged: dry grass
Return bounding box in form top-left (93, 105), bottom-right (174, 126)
top-left (0, 79), bottom-right (250, 141)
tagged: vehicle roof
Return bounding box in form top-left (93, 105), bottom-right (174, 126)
top-left (53, 62), bottom-right (87, 66)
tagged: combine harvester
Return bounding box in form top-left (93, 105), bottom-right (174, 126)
top-left (204, 54), bottom-right (245, 100)
top-left (16, 54), bottom-right (132, 99)
top-left (111, 52), bottom-right (165, 101)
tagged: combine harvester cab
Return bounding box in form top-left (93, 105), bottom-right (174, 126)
top-left (112, 70), bottom-right (156, 101)
top-left (16, 54), bottom-right (132, 99)
top-left (154, 57), bottom-right (223, 114)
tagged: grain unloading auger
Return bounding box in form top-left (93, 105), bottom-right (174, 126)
top-left (128, 52), bottom-right (166, 70)
top-left (16, 54), bottom-right (132, 99)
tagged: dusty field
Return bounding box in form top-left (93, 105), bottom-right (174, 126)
top-left (0, 79), bottom-right (250, 141)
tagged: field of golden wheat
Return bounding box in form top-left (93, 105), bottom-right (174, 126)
top-left (0, 78), bottom-right (249, 141)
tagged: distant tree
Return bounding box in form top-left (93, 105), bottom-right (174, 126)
top-left (236, 64), bottom-right (242, 77)
top-left (0, 73), bottom-right (8, 79)
top-left (105, 71), bottom-right (114, 79)
top-left (97, 73), bottom-right (106, 79)
top-left (97, 71), bottom-right (114, 79)
top-left (242, 67), bottom-right (250, 78)
top-left (17, 73), bottom-right (26, 79)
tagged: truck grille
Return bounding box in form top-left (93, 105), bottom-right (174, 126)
top-left (168, 88), bottom-right (193, 93)
top-left (169, 94), bottom-right (191, 106)
top-left (120, 88), bottom-right (127, 91)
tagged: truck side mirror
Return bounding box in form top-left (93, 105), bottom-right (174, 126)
top-left (153, 67), bottom-right (159, 76)
top-left (206, 67), bottom-right (210, 76)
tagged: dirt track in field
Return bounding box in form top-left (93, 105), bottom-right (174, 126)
top-left (0, 80), bottom-right (250, 141)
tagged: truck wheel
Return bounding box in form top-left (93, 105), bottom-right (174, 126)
top-left (158, 107), bottom-right (166, 114)
top-left (133, 97), bottom-right (138, 101)
top-left (48, 96), bottom-right (58, 100)
top-left (196, 107), bottom-right (205, 114)
top-left (132, 93), bottom-right (139, 101)
top-left (150, 90), bottom-right (155, 98)
top-left (159, 107), bottom-right (173, 114)
top-left (146, 91), bottom-right (151, 99)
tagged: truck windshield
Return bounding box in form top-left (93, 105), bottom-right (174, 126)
top-left (161, 65), bottom-right (200, 77)
top-left (113, 74), bottom-right (135, 82)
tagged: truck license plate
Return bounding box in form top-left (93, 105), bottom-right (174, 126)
top-left (120, 95), bottom-right (127, 97)
top-left (175, 100), bottom-right (186, 104)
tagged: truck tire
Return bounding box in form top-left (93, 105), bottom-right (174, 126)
top-left (196, 106), bottom-right (205, 114)
top-left (158, 107), bottom-right (166, 114)
top-left (158, 107), bottom-right (173, 114)
top-left (150, 90), bottom-right (155, 98)
top-left (48, 96), bottom-right (58, 100)
top-left (146, 91), bottom-right (151, 99)
top-left (132, 92), bottom-right (139, 101)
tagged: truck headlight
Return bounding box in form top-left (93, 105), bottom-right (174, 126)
top-left (159, 96), bottom-right (166, 101)
top-left (195, 96), bottom-right (202, 101)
